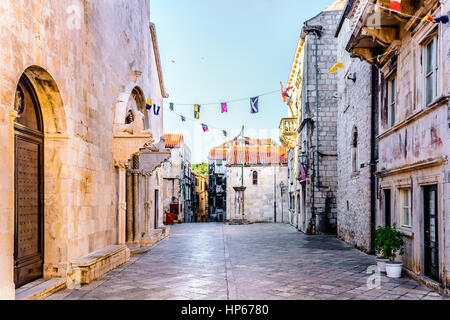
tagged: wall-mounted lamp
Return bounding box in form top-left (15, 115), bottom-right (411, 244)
top-left (299, 151), bottom-right (308, 166)
top-left (347, 72), bottom-right (357, 82)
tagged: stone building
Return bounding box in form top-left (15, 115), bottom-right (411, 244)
top-left (193, 173), bottom-right (208, 222)
top-left (161, 134), bottom-right (193, 223)
top-left (226, 139), bottom-right (289, 223)
top-left (0, 0), bottom-right (169, 299)
top-left (208, 143), bottom-right (228, 222)
top-left (345, 0), bottom-right (450, 293)
top-left (281, 0), bottom-right (346, 234)
top-left (335, 1), bottom-right (378, 253)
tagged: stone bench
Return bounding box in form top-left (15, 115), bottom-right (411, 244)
top-left (70, 244), bottom-right (130, 284)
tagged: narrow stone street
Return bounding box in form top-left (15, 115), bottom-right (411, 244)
top-left (47, 223), bottom-right (446, 300)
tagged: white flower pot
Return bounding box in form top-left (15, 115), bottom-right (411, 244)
top-left (376, 258), bottom-right (390, 273)
top-left (386, 262), bottom-right (403, 278)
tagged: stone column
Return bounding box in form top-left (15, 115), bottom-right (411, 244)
top-left (144, 173), bottom-right (150, 236)
top-left (116, 162), bottom-right (127, 245)
top-left (126, 170), bottom-right (133, 243)
top-left (133, 171), bottom-right (139, 243)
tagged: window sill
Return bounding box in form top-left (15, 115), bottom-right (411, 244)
top-left (350, 171), bottom-right (360, 178)
top-left (399, 228), bottom-right (414, 238)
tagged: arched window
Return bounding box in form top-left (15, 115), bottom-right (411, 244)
top-left (351, 127), bottom-right (358, 173)
top-left (252, 171), bottom-right (258, 185)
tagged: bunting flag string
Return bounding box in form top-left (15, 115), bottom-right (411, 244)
top-left (372, 2), bottom-right (448, 23)
top-left (168, 89), bottom-right (279, 107)
top-left (163, 88), bottom-right (280, 137)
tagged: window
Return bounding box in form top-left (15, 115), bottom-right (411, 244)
top-left (424, 36), bottom-right (439, 105)
top-left (351, 127), bottom-right (358, 173)
top-left (252, 171), bottom-right (258, 185)
top-left (399, 188), bottom-right (412, 228)
top-left (388, 76), bottom-right (396, 127)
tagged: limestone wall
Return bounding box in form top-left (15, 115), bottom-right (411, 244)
top-left (226, 166), bottom-right (289, 223)
top-left (0, 0), bottom-right (164, 298)
top-left (336, 17), bottom-right (374, 252)
top-left (297, 9), bottom-right (342, 234)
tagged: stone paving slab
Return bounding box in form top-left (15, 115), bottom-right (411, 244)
top-left (46, 223), bottom-right (448, 300)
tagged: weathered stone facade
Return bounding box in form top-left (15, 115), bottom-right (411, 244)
top-left (161, 134), bottom-right (193, 223)
top-left (296, 3), bottom-right (345, 234)
top-left (0, 0), bottom-right (167, 299)
top-left (345, 0), bottom-right (450, 293)
top-left (336, 14), bottom-right (375, 253)
top-left (226, 166), bottom-right (288, 223)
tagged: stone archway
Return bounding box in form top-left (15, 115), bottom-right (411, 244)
top-left (18, 66), bottom-right (69, 279)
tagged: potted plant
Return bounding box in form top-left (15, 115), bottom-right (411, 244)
top-left (374, 224), bottom-right (405, 278)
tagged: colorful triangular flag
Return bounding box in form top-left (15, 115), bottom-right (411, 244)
top-left (181, 115), bottom-right (186, 122)
top-left (434, 15), bottom-right (449, 24)
top-left (421, 15), bottom-right (435, 23)
top-left (194, 104), bottom-right (200, 119)
top-left (327, 62), bottom-right (344, 74)
top-left (201, 124), bottom-right (208, 132)
top-left (221, 102), bottom-right (227, 113)
top-left (146, 98), bottom-right (152, 110)
top-left (250, 96), bottom-right (259, 114)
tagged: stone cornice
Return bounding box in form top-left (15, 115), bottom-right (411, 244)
top-left (376, 156), bottom-right (447, 178)
top-left (150, 22), bottom-right (168, 99)
top-left (377, 95), bottom-right (450, 140)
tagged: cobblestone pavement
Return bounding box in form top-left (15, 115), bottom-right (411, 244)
top-left (47, 223), bottom-right (447, 300)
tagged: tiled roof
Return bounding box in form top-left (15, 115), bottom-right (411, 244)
top-left (164, 133), bottom-right (183, 148)
top-left (209, 148), bottom-right (227, 160)
top-left (227, 145), bottom-right (288, 165)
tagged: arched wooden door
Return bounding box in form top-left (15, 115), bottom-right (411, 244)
top-left (13, 75), bottom-right (44, 288)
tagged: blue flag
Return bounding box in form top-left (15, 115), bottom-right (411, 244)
top-left (153, 105), bottom-right (160, 115)
top-left (250, 96), bottom-right (259, 114)
top-left (169, 103), bottom-right (174, 111)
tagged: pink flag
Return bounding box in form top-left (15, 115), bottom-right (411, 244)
top-left (221, 102), bottom-right (228, 113)
top-left (201, 124), bottom-right (208, 132)
top-left (181, 115), bottom-right (186, 122)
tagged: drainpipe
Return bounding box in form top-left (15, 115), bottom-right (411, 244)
top-left (369, 65), bottom-right (378, 254)
top-left (304, 25), bottom-right (323, 233)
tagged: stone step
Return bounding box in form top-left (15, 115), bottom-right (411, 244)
top-left (15, 278), bottom-right (66, 300)
top-left (130, 247), bottom-right (152, 256)
top-left (127, 244), bottom-right (141, 252)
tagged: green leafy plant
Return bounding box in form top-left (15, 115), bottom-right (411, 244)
top-left (374, 224), bottom-right (405, 261)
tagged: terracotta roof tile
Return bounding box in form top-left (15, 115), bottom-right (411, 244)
top-left (164, 133), bottom-right (183, 148)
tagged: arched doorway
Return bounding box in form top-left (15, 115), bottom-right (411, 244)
top-left (13, 74), bottom-right (44, 288)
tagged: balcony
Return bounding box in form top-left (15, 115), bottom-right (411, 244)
top-left (279, 117), bottom-right (299, 149)
top-left (346, 0), bottom-right (426, 65)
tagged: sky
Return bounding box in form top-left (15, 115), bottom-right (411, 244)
top-left (151, 0), bottom-right (337, 163)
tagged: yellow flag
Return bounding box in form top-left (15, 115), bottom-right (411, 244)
top-left (327, 62), bottom-right (344, 74)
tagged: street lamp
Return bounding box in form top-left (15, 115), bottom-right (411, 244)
top-left (299, 151), bottom-right (308, 166)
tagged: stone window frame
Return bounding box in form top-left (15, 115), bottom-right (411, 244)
top-left (387, 74), bottom-right (397, 128)
top-left (422, 35), bottom-right (439, 106)
top-left (252, 170), bottom-right (258, 185)
top-left (398, 187), bottom-right (412, 230)
top-left (412, 20), bottom-right (440, 110)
